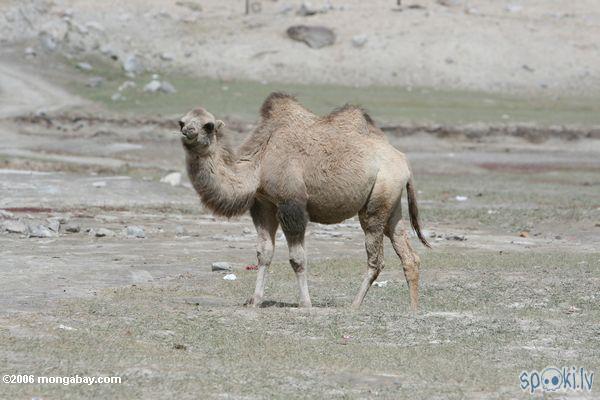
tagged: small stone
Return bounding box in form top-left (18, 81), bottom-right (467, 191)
top-left (445, 235), bottom-right (466, 241)
top-left (159, 81), bottom-right (176, 94)
top-left (92, 181), bottom-right (107, 188)
top-left (76, 62), bottom-right (93, 71)
top-left (118, 80), bottom-right (136, 91)
top-left (28, 224), bottom-right (56, 238)
top-left (223, 273), bottom-right (237, 281)
top-left (126, 226), bottom-right (146, 238)
top-left (519, 231), bottom-right (529, 238)
top-left (39, 34), bottom-right (58, 51)
top-left (351, 34), bottom-right (368, 48)
top-left (2, 220), bottom-right (28, 234)
top-left (373, 280), bottom-right (388, 288)
top-left (455, 195), bottom-right (468, 202)
top-left (212, 262), bottom-right (233, 272)
top-left (111, 92), bottom-right (124, 101)
top-left (46, 217), bottom-right (61, 232)
top-left (143, 80), bottom-right (161, 92)
top-left (297, 2), bottom-right (319, 16)
top-left (160, 52), bottom-right (174, 61)
top-left (86, 76), bottom-right (105, 87)
top-left (175, 225), bottom-right (186, 236)
top-left (85, 21), bottom-right (105, 32)
top-left (123, 54), bottom-right (142, 74)
top-left (65, 223), bottom-right (81, 233)
top-left (505, 4), bottom-right (522, 13)
top-left (160, 172), bottom-right (182, 186)
top-left (24, 47), bottom-right (36, 57)
top-left (95, 228), bottom-right (115, 237)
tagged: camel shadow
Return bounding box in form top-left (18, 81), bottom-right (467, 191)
top-left (257, 300), bottom-right (334, 308)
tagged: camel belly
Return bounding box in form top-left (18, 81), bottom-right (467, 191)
top-left (304, 170), bottom-right (375, 224)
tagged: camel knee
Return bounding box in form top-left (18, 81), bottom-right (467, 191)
top-left (403, 253), bottom-right (420, 282)
top-left (256, 241), bottom-right (274, 266)
top-left (289, 249), bottom-right (306, 273)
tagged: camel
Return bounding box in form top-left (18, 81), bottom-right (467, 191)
top-left (178, 92), bottom-right (430, 310)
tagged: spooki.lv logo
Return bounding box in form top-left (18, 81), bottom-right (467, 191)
top-left (520, 366), bottom-right (594, 393)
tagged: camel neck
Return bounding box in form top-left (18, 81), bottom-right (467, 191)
top-left (184, 141), bottom-right (258, 218)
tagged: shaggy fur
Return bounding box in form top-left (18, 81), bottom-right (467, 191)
top-left (179, 93), bottom-right (429, 310)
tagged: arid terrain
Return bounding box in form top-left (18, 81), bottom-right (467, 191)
top-left (1, 1), bottom-right (599, 399)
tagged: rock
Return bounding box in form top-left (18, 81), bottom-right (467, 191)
top-left (24, 47), bottom-right (36, 57)
top-left (143, 80), bottom-right (162, 92)
top-left (28, 224), bottom-right (56, 238)
top-left (85, 21), bottom-right (105, 32)
top-left (0, 209), bottom-right (15, 219)
top-left (159, 81), bottom-right (176, 94)
top-left (175, 225), bottom-right (187, 236)
top-left (286, 25), bottom-right (336, 49)
top-left (445, 235), bottom-right (466, 241)
top-left (118, 81), bottom-right (136, 91)
top-left (111, 92), bottom-right (124, 102)
top-left (212, 262), bottom-right (233, 272)
top-left (95, 228), bottom-right (115, 237)
top-left (86, 76), bottom-right (105, 87)
top-left (160, 52), bottom-right (175, 61)
top-left (46, 217), bottom-right (61, 232)
top-left (505, 4), bottom-right (522, 13)
top-left (2, 220), bottom-right (28, 234)
top-left (351, 34), bottom-right (368, 48)
top-left (64, 223), bottom-right (81, 233)
top-left (297, 2), bottom-right (319, 16)
top-left (92, 181), bottom-right (107, 188)
top-left (455, 195), bottom-right (468, 202)
top-left (373, 280), bottom-right (388, 288)
top-left (58, 324), bottom-right (77, 331)
top-left (123, 54), bottom-right (143, 74)
top-left (39, 33), bottom-right (58, 51)
top-left (126, 226), bottom-right (146, 238)
top-left (160, 172), bottom-right (182, 186)
top-left (144, 80), bottom-right (176, 94)
top-left (76, 62), bottom-right (93, 71)
top-left (223, 273), bottom-right (237, 281)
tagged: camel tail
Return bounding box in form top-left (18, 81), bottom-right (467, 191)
top-left (407, 178), bottom-right (431, 248)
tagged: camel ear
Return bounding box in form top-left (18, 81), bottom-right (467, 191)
top-left (215, 120), bottom-right (225, 132)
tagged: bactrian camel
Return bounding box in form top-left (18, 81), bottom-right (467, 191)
top-left (179, 93), bottom-right (430, 310)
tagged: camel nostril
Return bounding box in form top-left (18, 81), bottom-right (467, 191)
top-left (179, 120), bottom-right (185, 130)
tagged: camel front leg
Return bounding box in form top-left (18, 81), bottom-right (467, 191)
top-left (277, 200), bottom-right (311, 308)
top-left (287, 236), bottom-right (311, 307)
top-left (245, 201), bottom-right (278, 307)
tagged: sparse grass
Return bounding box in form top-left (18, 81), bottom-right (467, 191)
top-left (49, 54), bottom-right (600, 126)
top-left (1, 251), bottom-right (598, 399)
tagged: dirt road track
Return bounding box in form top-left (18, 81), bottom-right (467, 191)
top-left (0, 61), bottom-right (83, 118)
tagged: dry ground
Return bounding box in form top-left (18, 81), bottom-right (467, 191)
top-left (0, 43), bottom-right (599, 399)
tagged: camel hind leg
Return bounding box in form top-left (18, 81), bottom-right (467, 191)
top-left (351, 181), bottom-right (391, 308)
top-left (386, 199), bottom-right (421, 311)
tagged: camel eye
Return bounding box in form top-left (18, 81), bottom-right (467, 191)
top-left (179, 120), bottom-right (185, 130)
top-left (203, 122), bottom-right (214, 133)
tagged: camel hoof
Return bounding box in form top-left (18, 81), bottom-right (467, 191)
top-left (244, 296), bottom-right (261, 307)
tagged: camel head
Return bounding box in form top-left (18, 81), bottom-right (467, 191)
top-left (178, 107), bottom-right (225, 151)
